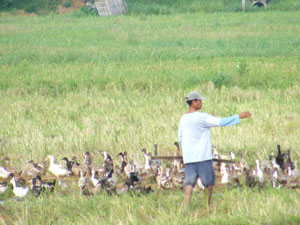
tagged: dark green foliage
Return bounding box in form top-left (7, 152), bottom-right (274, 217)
top-left (76, 5), bottom-right (98, 16)
top-left (213, 72), bottom-right (233, 88)
top-left (24, 2), bottom-right (37, 13)
top-left (63, 0), bottom-right (72, 8)
top-left (0, 0), bottom-right (20, 9)
top-left (0, 0), bottom-right (61, 12)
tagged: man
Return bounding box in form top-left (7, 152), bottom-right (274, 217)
top-left (178, 91), bottom-right (251, 207)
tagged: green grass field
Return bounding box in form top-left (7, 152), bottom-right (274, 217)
top-left (1, 8), bottom-right (300, 224)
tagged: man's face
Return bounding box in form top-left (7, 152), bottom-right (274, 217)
top-left (192, 99), bottom-right (202, 110)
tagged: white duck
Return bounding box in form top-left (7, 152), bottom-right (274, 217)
top-left (0, 167), bottom-right (11, 179)
top-left (195, 178), bottom-right (205, 191)
top-left (78, 171), bottom-right (87, 190)
top-left (256, 160), bottom-right (264, 184)
top-left (291, 160), bottom-right (299, 178)
top-left (271, 155), bottom-right (280, 170)
top-left (47, 155), bottom-right (70, 177)
top-left (142, 149), bottom-right (151, 171)
top-left (212, 146), bottom-right (220, 159)
top-left (90, 169), bottom-right (100, 187)
top-left (160, 167), bottom-right (172, 189)
top-left (221, 166), bottom-right (229, 184)
top-left (229, 151), bottom-right (235, 160)
top-left (0, 181), bottom-right (9, 193)
top-left (271, 169), bottom-right (278, 188)
top-left (10, 177), bottom-right (29, 198)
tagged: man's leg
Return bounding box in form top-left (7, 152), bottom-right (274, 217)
top-left (184, 163), bottom-right (197, 207)
top-left (198, 160), bottom-right (215, 207)
top-left (205, 185), bottom-right (213, 206)
top-left (185, 185), bottom-right (194, 207)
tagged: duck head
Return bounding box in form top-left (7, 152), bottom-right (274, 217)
top-left (101, 151), bottom-right (108, 160)
top-left (141, 148), bottom-right (147, 154)
top-left (46, 155), bottom-right (55, 163)
top-left (83, 152), bottom-right (90, 159)
top-left (229, 151), bottom-right (235, 160)
top-left (269, 152), bottom-right (275, 160)
top-left (117, 152), bottom-right (125, 160)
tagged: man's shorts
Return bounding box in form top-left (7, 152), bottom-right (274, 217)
top-left (184, 160), bottom-right (215, 187)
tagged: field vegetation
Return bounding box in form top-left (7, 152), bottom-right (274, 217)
top-left (0, 3), bottom-right (300, 225)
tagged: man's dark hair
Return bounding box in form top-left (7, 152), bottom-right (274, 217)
top-left (186, 100), bottom-right (193, 106)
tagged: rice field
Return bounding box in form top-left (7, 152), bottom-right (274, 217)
top-left (0, 9), bottom-right (300, 225)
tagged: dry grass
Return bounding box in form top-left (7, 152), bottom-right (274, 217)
top-left (0, 10), bottom-right (300, 224)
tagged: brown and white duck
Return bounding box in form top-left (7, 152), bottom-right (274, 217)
top-left (171, 166), bottom-right (185, 189)
top-left (283, 149), bottom-right (294, 172)
top-left (22, 160), bottom-right (44, 177)
top-left (117, 152), bottom-right (127, 172)
top-left (83, 152), bottom-right (92, 175)
top-left (141, 149), bottom-right (152, 171)
top-left (244, 168), bottom-right (257, 188)
top-left (46, 155), bottom-right (71, 177)
top-left (2, 157), bottom-right (19, 175)
top-left (159, 166), bottom-right (173, 189)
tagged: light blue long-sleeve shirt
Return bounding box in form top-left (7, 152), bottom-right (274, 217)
top-left (178, 112), bottom-right (240, 164)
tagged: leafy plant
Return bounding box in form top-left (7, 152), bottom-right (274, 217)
top-left (213, 72), bottom-right (233, 88)
top-left (236, 61), bottom-right (249, 77)
top-left (78, 5), bottom-right (98, 16)
top-left (63, 0), bottom-right (72, 8)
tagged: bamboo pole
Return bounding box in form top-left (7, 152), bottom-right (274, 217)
top-left (242, 0), bottom-right (245, 11)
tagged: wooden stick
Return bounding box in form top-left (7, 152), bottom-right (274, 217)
top-left (151, 156), bottom-right (236, 164)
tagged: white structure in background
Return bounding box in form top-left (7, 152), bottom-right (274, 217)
top-left (95, 0), bottom-right (127, 16)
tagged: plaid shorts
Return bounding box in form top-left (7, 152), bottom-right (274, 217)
top-left (184, 160), bottom-right (215, 187)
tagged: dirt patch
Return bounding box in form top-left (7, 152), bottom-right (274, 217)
top-left (58, 0), bottom-right (85, 14)
top-left (72, 0), bottom-right (85, 8)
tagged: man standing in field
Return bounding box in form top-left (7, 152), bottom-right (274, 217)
top-left (178, 91), bottom-right (251, 207)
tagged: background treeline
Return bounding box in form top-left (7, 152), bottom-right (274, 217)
top-left (0, 0), bottom-right (60, 13)
top-left (0, 0), bottom-right (300, 14)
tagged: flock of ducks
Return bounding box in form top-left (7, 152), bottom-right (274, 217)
top-left (0, 143), bottom-right (299, 199)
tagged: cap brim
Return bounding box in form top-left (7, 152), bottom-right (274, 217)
top-left (200, 97), bottom-right (207, 100)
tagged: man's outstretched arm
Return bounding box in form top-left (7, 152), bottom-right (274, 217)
top-left (201, 111), bottom-right (251, 128)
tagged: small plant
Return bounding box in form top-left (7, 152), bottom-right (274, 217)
top-left (79, 5), bottom-right (98, 16)
top-left (63, 0), bottom-right (72, 8)
top-left (236, 61), bottom-right (249, 77)
top-left (213, 72), bottom-right (232, 88)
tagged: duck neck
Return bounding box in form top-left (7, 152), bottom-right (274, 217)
top-left (49, 157), bottom-right (54, 166)
top-left (287, 167), bottom-right (291, 176)
top-left (256, 161), bottom-right (260, 171)
top-left (91, 170), bottom-right (96, 179)
top-left (166, 168), bottom-right (170, 177)
top-left (11, 178), bottom-right (16, 189)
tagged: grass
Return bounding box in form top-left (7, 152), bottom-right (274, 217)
top-left (126, 0), bottom-right (300, 14)
top-left (0, 9), bottom-right (300, 224)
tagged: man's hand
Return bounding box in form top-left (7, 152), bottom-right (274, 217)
top-left (239, 111), bottom-right (251, 119)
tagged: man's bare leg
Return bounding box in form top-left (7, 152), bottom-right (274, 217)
top-left (205, 185), bottom-right (213, 206)
top-left (184, 185), bottom-right (193, 207)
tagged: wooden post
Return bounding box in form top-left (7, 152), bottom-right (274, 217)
top-left (242, 0), bottom-right (245, 11)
